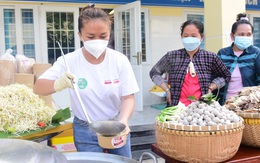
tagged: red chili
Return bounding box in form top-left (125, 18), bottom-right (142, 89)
top-left (37, 122), bottom-right (45, 127)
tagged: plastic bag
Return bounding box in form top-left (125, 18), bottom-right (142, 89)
top-left (0, 49), bottom-right (16, 85)
top-left (16, 54), bottom-right (35, 74)
top-left (0, 49), bottom-right (16, 70)
top-left (0, 49), bottom-right (15, 61)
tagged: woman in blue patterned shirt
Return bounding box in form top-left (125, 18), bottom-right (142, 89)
top-left (217, 13), bottom-right (260, 105)
top-left (150, 19), bottom-right (231, 106)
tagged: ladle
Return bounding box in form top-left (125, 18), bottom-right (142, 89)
top-left (56, 41), bottom-right (125, 136)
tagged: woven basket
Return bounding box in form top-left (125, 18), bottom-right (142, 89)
top-left (155, 122), bottom-right (244, 163)
top-left (237, 112), bottom-right (260, 148)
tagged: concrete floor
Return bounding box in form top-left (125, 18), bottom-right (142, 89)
top-left (129, 106), bottom-right (166, 163)
top-left (129, 106), bottom-right (161, 126)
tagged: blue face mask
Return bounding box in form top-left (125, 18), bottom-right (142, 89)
top-left (182, 37), bottom-right (201, 51)
top-left (234, 36), bottom-right (252, 50)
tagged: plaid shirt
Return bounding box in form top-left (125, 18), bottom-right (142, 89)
top-left (150, 48), bottom-right (231, 106)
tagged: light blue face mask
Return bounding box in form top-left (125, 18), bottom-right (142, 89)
top-left (182, 37), bottom-right (201, 51)
top-left (234, 36), bottom-right (253, 50)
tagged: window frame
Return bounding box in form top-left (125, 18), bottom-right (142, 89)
top-left (249, 14), bottom-right (260, 48)
top-left (39, 6), bottom-right (80, 63)
top-left (141, 8), bottom-right (151, 65)
top-left (183, 10), bottom-right (204, 25)
top-left (0, 5), bottom-right (40, 59)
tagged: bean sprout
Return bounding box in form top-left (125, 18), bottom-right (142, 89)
top-left (0, 84), bottom-right (56, 134)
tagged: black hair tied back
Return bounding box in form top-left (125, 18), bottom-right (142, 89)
top-left (80, 3), bottom-right (95, 13)
top-left (89, 3), bottom-right (95, 8)
top-left (236, 13), bottom-right (249, 22)
top-left (231, 13), bottom-right (254, 34)
top-left (78, 3), bottom-right (111, 33)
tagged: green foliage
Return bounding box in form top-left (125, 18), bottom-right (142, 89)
top-left (156, 104), bottom-right (185, 122)
top-left (51, 107), bottom-right (71, 123)
top-left (188, 91), bottom-right (219, 105)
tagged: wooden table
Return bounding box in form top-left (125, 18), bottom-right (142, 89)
top-left (151, 144), bottom-right (260, 163)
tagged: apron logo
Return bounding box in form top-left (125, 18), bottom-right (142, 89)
top-left (104, 80), bottom-right (112, 84)
top-left (78, 78), bottom-right (88, 89)
top-left (104, 79), bottom-right (120, 84)
top-left (113, 79), bottom-right (120, 84)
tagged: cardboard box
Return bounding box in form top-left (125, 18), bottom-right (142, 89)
top-left (33, 63), bottom-right (52, 74)
top-left (33, 63), bottom-right (52, 82)
top-left (50, 129), bottom-right (77, 153)
top-left (31, 63), bottom-right (53, 106)
top-left (14, 73), bottom-right (34, 88)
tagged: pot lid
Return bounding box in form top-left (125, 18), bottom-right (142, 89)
top-left (0, 139), bottom-right (67, 163)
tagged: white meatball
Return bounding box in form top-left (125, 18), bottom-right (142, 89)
top-left (186, 116), bottom-right (193, 122)
top-left (183, 119), bottom-right (189, 125)
top-left (208, 113), bottom-right (215, 119)
top-left (197, 109), bottom-right (204, 115)
top-left (193, 113), bottom-right (201, 118)
top-left (204, 110), bottom-right (210, 115)
top-left (212, 117), bottom-right (220, 123)
top-left (207, 121), bottom-right (216, 126)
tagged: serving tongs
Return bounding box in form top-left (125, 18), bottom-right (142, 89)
top-left (56, 41), bottom-right (125, 136)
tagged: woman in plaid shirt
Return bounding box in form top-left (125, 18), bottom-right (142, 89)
top-left (150, 19), bottom-right (231, 106)
top-left (217, 13), bottom-right (260, 105)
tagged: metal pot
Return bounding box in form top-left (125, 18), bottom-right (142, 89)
top-left (90, 120), bottom-right (126, 136)
top-left (63, 152), bottom-right (158, 163)
top-left (0, 139), bottom-right (67, 163)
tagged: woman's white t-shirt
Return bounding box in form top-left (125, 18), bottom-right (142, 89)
top-left (40, 48), bottom-right (139, 122)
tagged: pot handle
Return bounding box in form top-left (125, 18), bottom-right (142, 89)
top-left (138, 152), bottom-right (158, 163)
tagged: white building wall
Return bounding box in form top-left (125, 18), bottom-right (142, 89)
top-left (142, 15), bottom-right (183, 106)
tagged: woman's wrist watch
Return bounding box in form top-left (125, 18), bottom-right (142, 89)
top-left (165, 88), bottom-right (170, 92)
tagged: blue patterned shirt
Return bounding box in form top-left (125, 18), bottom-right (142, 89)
top-left (150, 48), bottom-right (231, 106)
top-left (217, 44), bottom-right (260, 105)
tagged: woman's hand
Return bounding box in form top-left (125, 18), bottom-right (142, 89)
top-left (118, 94), bottom-right (135, 135)
top-left (119, 121), bottom-right (130, 135)
top-left (160, 83), bottom-right (171, 106)
top-left (208, 83), bottom-right (217, 93)
top-left (166, 90), bottom-right (172, 105)
top-left (54, 71), bottom-right (76, 92)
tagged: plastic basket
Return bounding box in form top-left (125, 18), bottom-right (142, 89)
top-left (155, 121), bottom-right (244, 163)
